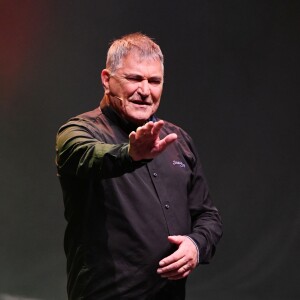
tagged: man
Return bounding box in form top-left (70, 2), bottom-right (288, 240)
top-left (56, 32), bottom-right (222, 300)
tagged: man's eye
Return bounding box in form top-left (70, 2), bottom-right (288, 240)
top-left (149, 79), bottom-right (161, 85)
top-left (125, 76), bottom-right (162, 85)
top-left (126, 76), bottom-right (140, 82)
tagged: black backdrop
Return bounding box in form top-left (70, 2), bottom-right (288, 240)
top-left (1, 1), bottom-right (299, 299)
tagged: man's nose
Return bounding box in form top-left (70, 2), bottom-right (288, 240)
top-left (138, 79), bottom-right (150, 96)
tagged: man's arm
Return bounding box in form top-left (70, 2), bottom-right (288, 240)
top-left (56, 121), bottom-right (133, 178)
top-left (56, 119), bottom-right (177, 178)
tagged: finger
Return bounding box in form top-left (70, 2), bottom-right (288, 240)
top-left (145, 121), bottom-right (154, 129)
top-left (156, 133), bottom-right (177, 152)
top-left (135, 126), bottom-right (144, 137)
top-left (163, 133), bottom-right (177, 145)
top-left (141, 121), bottom-right (153, 133)
top-left (162, 268), bottom-right (191, 279)
top-left (136, 122), bottom-right (154, 138)
top-left (159, 249), bottom-right (184, 267)
top-left (160, 261), bottom-right (193, 278)
top-left (167, 270), bottom-right (191, 280)
top-left (129, 131), bottom-right (136, 143)
top-left (158, 255), bottom-right (186, 275)
top-left (151, 120), bottom-right (164, 136)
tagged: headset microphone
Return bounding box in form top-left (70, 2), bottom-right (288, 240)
top-left (107, 91), bottom-right (124, 102)
top-left (114, 96), bottom-right (124, 102)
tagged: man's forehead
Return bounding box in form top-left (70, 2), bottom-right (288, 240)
top-left (117, 53), bottom-right (163, 75)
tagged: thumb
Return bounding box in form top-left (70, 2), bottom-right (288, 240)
top-left (168, 235), bottom-right (185, 245)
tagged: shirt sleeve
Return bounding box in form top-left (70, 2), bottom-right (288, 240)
top-left (55, 120), bottom-right (147, 179)
top-left (183, 133), bottom-right (223, 264)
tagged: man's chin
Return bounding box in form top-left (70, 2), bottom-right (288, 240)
top-left (127, 115), bottom-right (151, 125)
top-left (123, 109), bottom-right (150, 122)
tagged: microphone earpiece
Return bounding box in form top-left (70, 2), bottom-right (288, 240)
top-left (108, 91), bottom-right (124, 102)
top-left (115, 96), bottom-right (123, 102)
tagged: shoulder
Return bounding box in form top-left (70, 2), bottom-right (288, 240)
top-left (72, 107), bottom-right (104, 125)
top-left (58, 107), bottom-right (106, 132)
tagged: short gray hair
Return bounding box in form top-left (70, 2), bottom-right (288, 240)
top-left (106, 32), bottom-right (164, 74)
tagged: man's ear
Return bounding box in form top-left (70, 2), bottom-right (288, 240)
top-left (101, 69), bottom-right (110, 94)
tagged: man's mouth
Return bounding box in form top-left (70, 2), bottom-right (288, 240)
top-left (130, 100), bottom-right (151, 106)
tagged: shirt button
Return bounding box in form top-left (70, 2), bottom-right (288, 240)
top-left (165, 204), bottom-right (170, 209)
top-left (153, 172), bottom-right (158, 177)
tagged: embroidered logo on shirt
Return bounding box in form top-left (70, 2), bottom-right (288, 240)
top-left (172, 160), bottom-right (186, 168)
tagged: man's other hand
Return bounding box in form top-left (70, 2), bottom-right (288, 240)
top-left (157, 235), bottom-right (198, 280)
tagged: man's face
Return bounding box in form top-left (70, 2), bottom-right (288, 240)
top-left (102, 52), bottom-right (164, 125)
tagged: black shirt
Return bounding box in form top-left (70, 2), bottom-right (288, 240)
top-left (56, 103), bottom-right (222, 299)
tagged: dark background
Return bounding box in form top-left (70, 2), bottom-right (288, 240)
top-left (1, 1), bottom-right (299, 299)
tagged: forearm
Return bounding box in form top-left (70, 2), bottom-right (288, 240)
top-left (56, 124), bottom-right (145, 178)
top-left (188, 208), bottom-right (222, 264)
top-left (186, 140), bottom-right (223, 263)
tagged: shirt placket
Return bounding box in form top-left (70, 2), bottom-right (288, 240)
top-left (146, 160), bottom-right (178, 236)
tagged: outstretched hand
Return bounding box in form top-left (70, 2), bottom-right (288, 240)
top-left (128, 120), bottom-right (177, 161)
